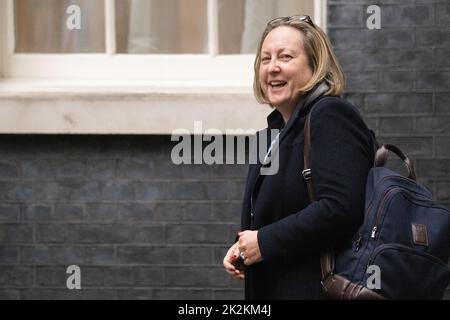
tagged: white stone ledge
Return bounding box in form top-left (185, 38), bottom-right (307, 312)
top-left (0, 79), bottom-right (270, 134)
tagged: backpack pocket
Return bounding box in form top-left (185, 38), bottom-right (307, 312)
top-left (364, 243), bottom-right (450, 299)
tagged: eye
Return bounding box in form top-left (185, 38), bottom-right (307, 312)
top-left (261, 56), bottom-right (271, 64)
top-left (280, 54), bottom-right (292, 61)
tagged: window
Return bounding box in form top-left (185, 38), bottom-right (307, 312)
top-left (2, 0), bottom-right (325, 83)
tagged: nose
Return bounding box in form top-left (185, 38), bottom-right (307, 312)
top-left (268, 59), bottom-right (281, 73)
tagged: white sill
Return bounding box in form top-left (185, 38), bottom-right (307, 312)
top-left (0, 78), bottom-right (270, 134)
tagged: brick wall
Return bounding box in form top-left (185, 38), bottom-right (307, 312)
top-left (0, 0), bottom-right (449, 300)
top-left (0, 135), bottom-right (246, 299)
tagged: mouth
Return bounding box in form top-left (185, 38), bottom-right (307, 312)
top-left (269, 80), bottom-right (287, 89)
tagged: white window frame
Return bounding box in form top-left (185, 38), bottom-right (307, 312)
top-left (1, 0), bottom-right (327, 85)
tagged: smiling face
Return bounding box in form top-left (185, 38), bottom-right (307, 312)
top-left (259, 26), bottom-right (313, 113)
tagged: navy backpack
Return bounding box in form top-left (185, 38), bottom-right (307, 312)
top-left (303, 103), bottom-right (450, 300)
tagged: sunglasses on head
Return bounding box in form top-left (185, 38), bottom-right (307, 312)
top-left (267, 15), bottom-right (315, 28)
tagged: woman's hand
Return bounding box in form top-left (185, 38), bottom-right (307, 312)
top-left (238, 230), bottom-right (263, 266)
top-left (223, 241), bottom-right (245, 280)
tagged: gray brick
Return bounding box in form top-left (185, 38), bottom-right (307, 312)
top-left (338, 50), bottom-right (434, 71)
top-left (117, 289), bottom-right (153, 300)
top-left (0, 246), bottom-right (19, 263)
top-left (363, 93), bottom-right (432, 114)
top-left (167, 182), bottom-right (207, 200)
top-left (328, 29), bottom-right (369, 50)
top-left (417, 28), bottom-right (450, 48)
top-left (54, 204), bottom-right (84, 221)
top-left (55, 160), bottom-right (85, 178)
top-left (365, 118), bottom-right (378, 134)
top-left (21, 245), bottom-right (87, 265)
top-left (103, 267), bottom-right (134, 287)
top-left (379, 117), bottom-right (414, 134)
top-left (0, 204), bottom-right (20, 221)
top-left (436, 94), bottom-right (450, 113)
top-left (85, 246), bottom-right (115, 265)
top-left (0, 267), bottom-right (33, 286)
top-left (101, 181), bottom-right (135, 201)
top-left (415, 117), bottom-right (450, 133)
top-left (134, 182), bottom-right (169, 201)
top-left (416, 160), bottom-right (450, 178)
top-left (36, 266), bottom-right (67, 287)
top-left (184, 203), bottom-right (212, 221)
top-left (436, 181), bottom-right (450, 201)
top-left (117, 246), bottom-right (180, 264)
top-left (68, 182), bottom-right (102, 201)
top-left (153, 288), bottom-right (213, 300)
top-left (134, 267), bottom-right (165, 287)
top-left (365, 29), bottom-right (415, 49)
top-left (0, 162), bottom-right (18, 179)
top-left (2, 182), bottom-right (35, 201)
top-left (346, 72), bottom-right (378, 92)
top-left (330, 29), bottom-right (415, 50)
top-left (21, 160), bottom-right (54, 179)
top-left (210, 267), bottom-right (230, 287)
top-left (381, 71), bottom-right (415, 92)
top-left (203, 181), bottom-right (245, 201)
top-left (0, 224), bottom-right (33, 244)
top-left (378, 137), bottom-right (433, 157)
top-left (35, 182), bottom-right (70, 201)
top-left (117, 159), bottom-right (153, 179)
top-left (20, 289), bottom-right (116, 300)
top-left (86, 160), bottom-right (115, 179)
top-left (437, 50), bottom-right (450, 69)
top-left (182, 246), bottom-right (213, 264)
top-left (69, 224), bottom-right (130, 244)
top-left (24, 204), bottom-right (52, 221)
top-left (52, 246), bottom-right (86, 265)
top-left (36, 224), bottom-right (70, 243)
top-left (132, 225), bottom-right (165, 244)
top-left (166, 224), bottom-right (230, 244)
top-left (381, 5), bottom-right (433, 27)
top-left (166, 266), bottom-right (227, 288)
top-left (416, 71), bottom-right (450, 92)
top-left (213, 246), bottom-right (230, 266)
top-left (435, 137), bottom-right (450, 157)
top-left (0, 290), bottom-right (19, 299)
top-left (86, 203), bottom-right (118, 222)
top-left (211, 202), bottom-right (242, 223)
top-left (20, 245), bottom-right (52, 264)
top-left (436, 4), bottom-right (450, 25)
top-left (328, 5), bottom-right (365, 27)
top-left (214, 290), bottom-right (244, 300)
top-left (118, 203), bottom-right (183, 221)
top-left (76, 267), bottom-right (104, 287)
top-left (181, 164), bottom-right (212, 179)
top-left (153, 160), bottom-right (184, 179)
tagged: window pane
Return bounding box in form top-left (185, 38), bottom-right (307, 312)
top-left (116, 0), bottom-right (208, 54)
top-left (14, 0), bottom-right (105, 53)
top-left (218, 0), bottom-right (315, 54)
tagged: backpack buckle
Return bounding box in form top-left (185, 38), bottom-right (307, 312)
top-left (302, 168), bottom-right (312, 181)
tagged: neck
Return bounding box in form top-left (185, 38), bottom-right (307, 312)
top-left (276, 101), bottom-right (297, 124)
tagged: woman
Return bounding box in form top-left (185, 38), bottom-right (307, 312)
top-left (223, 15), bottom-right (375, 299)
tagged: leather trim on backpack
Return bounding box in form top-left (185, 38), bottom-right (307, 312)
top-left (322, 274), bottom-right (385, 300)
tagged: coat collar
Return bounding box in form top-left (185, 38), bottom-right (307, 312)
top-left (261, 82), bottom-right (330, 166)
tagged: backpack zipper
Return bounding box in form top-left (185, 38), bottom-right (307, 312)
top-left (370, 188), bottom-right (435, 239)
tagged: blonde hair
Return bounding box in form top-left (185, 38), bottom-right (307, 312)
top-left (253, 15), bottom-right (345, 106)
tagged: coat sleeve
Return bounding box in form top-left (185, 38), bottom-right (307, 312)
top-left (257, 98), bottom-right (374, 261)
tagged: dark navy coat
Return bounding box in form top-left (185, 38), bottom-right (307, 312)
top-left (241, 94), bottom-right (375, 299)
